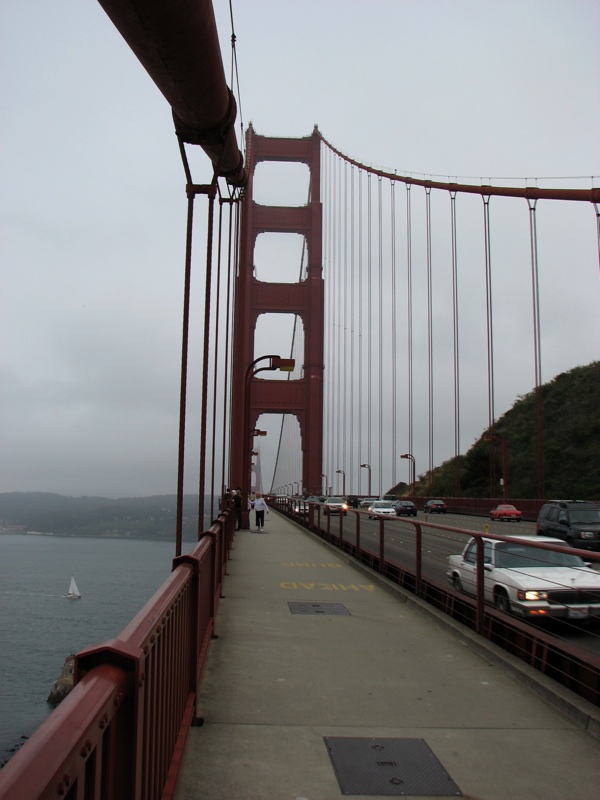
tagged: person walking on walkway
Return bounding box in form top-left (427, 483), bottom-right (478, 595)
top-left (253, 492), bottom-right (269, 531)
top-left (233, 489), bottom-right (242, 530)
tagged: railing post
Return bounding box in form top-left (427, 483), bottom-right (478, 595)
top-left (379, 518), bottom-right (385, 574)
top-left (414, 522), bottom-right (422, 596)
top-left (475, 535), bottom-right (485, 633)
top-left (171, 553), bottom-right (201, 688)
top-left (75, 640), bottom-right (143, 799)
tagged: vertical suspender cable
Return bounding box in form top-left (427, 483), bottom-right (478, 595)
top-left (358, 171), bottom-right (364, 491)
top-left (331, 155), bottom-right (337, 487)
top-left (318, 147), bottom-right (325, 493)
top-left (327, 150), bottom-right (336, 491)
top-left (342, 161), bottom-right (349, 487)
top-left (378, 176), bottom-right (384, 495)
top-left (325, 149), bottom-right (335, 494)
top-left (221, 197), bottom-right (238, 499)
top-left (335, 156), bottom-right (343, 483)
top-left (482, 194), bottom-right (496, 493)
top-left (450, 190), bottom-right (460, 495)
top-left (367, 173), bottom-right (373, 481)
top-left (425, 186), bottom-right (433, 491)
top-left (333, 155), bottom-right (341, 490)
top-left (528, 198), bottom-right (544, 497)
top-left (595, 202), bottom-right (600, 274)
top-left (175, 187), bottom-right (195, 557)
top-left (406, 185), bottom-right (413, 482)
top-left (197, 181), bottom-right (217, 538)
top-left (322, 148), bottom-right (330, 488)
top-left (390, 181), bottom-right (397, 488)
top-left (349, 166), bottom-right (356, 491)
top-left (208, 198), bottom-right (225, 521)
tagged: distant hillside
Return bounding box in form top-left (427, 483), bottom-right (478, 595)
top-left (0, 493), bottom-right (215, 540)
top-left (394, 361), bottom-right (600, 500)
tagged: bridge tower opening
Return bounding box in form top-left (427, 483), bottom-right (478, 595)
top-left (230, 126), bottom-right (324, 498)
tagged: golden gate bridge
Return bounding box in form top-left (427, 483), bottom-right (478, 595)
top-left (1, 1), bottom-right (599, 797)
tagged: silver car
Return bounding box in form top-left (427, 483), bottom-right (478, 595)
top-left (367, 500), bottom-right (397, 519)
top-left (447, 535), bottom-right (600, 621)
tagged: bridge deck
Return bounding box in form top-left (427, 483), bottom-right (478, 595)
top-left (174, 511), bottom-right (600, 800)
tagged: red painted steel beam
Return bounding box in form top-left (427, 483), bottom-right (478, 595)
top-left (97, 0), bottom-right (244, 184)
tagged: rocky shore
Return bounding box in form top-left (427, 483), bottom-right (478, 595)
top-left (47, 654), bottom-right (75, 705)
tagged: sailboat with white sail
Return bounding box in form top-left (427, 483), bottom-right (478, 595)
top-left (64, 576), bottom-right (81, 600)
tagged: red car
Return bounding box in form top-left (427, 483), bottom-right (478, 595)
top-left (489, 504), bottom-right (522, 522)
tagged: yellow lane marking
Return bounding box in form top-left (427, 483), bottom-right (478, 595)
top-left (280, 562), bottom-right (343, 568)
top-left (280, 582), bottom-right (375, 591)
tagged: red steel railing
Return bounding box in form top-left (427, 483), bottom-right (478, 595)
top-left (0, 509), bottom-right (234, 800)
top-left (277, 497), bottom-right (600, 707)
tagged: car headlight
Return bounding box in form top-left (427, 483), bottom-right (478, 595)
top-left (517, 590), bottom-right (548, 601)
top-left (579, 531), bottom-right (596, 539)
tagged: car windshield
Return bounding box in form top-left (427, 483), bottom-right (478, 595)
top-left (373, 501), bottom-right (393, 508)
top-left (495, 543), bottom-right (585, 569)
top-left (570, 508), bottom-right (600, 524)
top-left (327, 497), bottom-right (344, 503)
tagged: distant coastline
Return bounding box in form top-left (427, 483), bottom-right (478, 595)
top-left (0, 529), bottom-right (195, 541)
top-left (0, 492), bottom-right (217, 541)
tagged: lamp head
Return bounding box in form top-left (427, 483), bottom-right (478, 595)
top-left (271, 356), bottom-right (295, 372)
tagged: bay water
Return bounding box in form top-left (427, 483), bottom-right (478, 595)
top-left (0, 533), bottom-right (193, 766)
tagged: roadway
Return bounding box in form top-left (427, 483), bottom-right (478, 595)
top-left (316, 509), bottom-right (600, 657)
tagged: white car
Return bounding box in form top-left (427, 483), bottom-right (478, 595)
top-left (324, 497), bottom-right (348, 515)
top-left (367, 500), bottom-right (397, 519)
top-left (447, 535), bottom-right (600, 621)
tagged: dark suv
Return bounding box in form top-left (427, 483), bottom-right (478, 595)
top-left (536, 500), bottom-right (600, 551)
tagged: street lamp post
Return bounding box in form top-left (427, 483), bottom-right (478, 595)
top-left (483, 434), bottom-right (507, 502)
top-left (335, 469), bottom-right (346, 496)
top-left (321, 473), bottom-right (328, 497)
top-left (360, 463), bottom-right (371, 497)
top-left (243, 355), bottom-right (295, 527)
top-left (248, 429), bottom-right (267, 506)
top-left (400, 453), bottom-right (415, 496)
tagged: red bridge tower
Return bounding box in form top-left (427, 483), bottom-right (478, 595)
top-left (230, 126), bottom-right (324, 498)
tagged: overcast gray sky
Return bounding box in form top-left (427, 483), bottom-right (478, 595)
top-left (2, 1), bottom-right (599, 498)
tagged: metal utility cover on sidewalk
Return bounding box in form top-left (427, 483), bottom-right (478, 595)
top-left (324, 737), bottom-right (462, 796)
top-left (288, 602), bottom-right (350, 615)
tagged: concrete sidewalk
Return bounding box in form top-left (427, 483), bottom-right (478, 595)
top-left (174, 510), bottom-right (600, 800)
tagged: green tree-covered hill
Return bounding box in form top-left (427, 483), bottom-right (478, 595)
top-left (398, 361), bottom-right (600, 500)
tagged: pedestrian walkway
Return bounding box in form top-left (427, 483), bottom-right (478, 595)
top-left (174, 510), bottom-right (600, 800)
